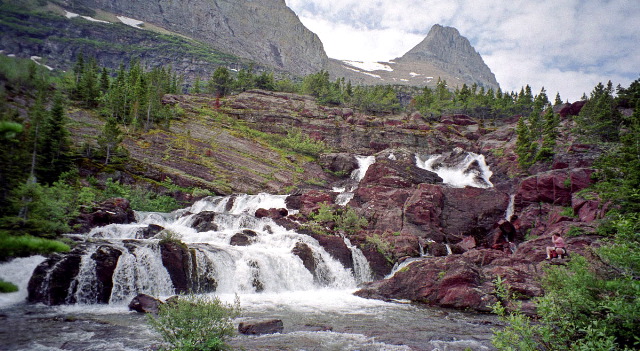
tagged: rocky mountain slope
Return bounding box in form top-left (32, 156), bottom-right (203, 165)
top-left (62, 0), bottom-right (329, 76)
top-left (329, 24), bottom-right (499, 90)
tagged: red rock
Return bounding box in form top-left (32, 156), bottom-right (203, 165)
top-left (515, 168), bottom-right (594, 209)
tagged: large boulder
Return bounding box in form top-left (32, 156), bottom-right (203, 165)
top-left (27, 247), bottom-right (85, 305)
top-left (230, 229), bottom-right (258, 246)
top-left (160, 241), bottom-right (194, 294)
top-left (190, 211), bottom-right (218, 232)
top-left (238, 319), bottom-right (284, 335)
top-left (92, 245), bottom-right (123, 303)
top-left (128, 293), bottom-right (163, 314)
top-left (318, 153), bottom-right (358, 175)
top-left (285, 190), bottom-right (335, 216)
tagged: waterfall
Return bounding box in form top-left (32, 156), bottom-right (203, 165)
top-left (505, 194), bottom-right (515, 221)
top-left (22, 193), bottom-right (370, 306)
top-left (343, 237), bottom-right (373, 284)
top-left (334, 155), bottom-right (376, 206)
top-left (415, 148), bottom-right (493, 188)
top-left (352, 155), bottom-right (376, 182)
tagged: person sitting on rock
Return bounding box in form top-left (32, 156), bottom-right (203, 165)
top-left (546, 233), bottom-right (567, 259)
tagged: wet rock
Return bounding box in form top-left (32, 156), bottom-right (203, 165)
top-left (230, 229), bottom-right (258, 246)
top-left (238, 319), bottom-right (284, 335)
top-left (139, 224), bottom-right (165, 239)
top-left (160, 241), bottom-right (193, 294)
top-left (427, 242), bottom-right (448, 257)
top-left (190, 211), bottom-right (218, 232)
top-left (254, 208), bottom-right (288, 220)
top-left (292, 242), bottom-right (316, 276)
top-left (307, 233), bottom-right (353, 270)
top-left (128, 293), bottom-right (163, 314)
top-left (359, 158), bottom-right (442, 188)
top-left (27, 248), bottom-right (85, 305)
top-left (286, 190), bottom-right (335, 216)
top-left (92, 245), bottom-right (123, 303)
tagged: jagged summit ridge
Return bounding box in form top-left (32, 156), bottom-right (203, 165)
top-left (399, 24), bottom-right (498, 89)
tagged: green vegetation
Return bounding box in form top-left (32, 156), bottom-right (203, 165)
top-left (492, 78), bottom-right (640, 351)
top-left (0, 279), bottom-right (19, 293)
top-left (305, 203), bottom-right (369, 235)
top-left (147, 294), bottom-right (241, 351)
top-left (0, 232), bottom-right (70, 261)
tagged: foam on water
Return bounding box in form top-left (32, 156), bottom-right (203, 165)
top-left (0, 255), bottom-right (46, 308)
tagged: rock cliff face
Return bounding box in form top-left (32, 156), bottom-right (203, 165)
top-left (398, 24), bottom-right (498, 90)
top-left (68, 0), bottom-right (328, 76)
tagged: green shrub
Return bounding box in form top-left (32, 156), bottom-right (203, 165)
top-left (0, 279), bottom-right (19, 293)
top-left (147, 294), bottom-right (241, 351)
top-left (0, 232), bottom-right (70, 260)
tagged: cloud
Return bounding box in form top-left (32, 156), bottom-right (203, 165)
top-left (285, 0), bottom-right (640, 102)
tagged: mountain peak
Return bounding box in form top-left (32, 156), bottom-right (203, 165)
top-left (399, 24), bottom-right (498, 89)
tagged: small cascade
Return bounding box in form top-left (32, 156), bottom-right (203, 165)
top-left (334, 155), bottom-right (376, 206)
top-left (445, 244), bottom-right (453, 255)
top-left (352, 155), bottom-right (376, 182)
top-left (415, 148), bottom-right (493, 188)
top-left (505, 194), bottom-right (515, 221)
top-left (343, 237), bottom-right (373, 284)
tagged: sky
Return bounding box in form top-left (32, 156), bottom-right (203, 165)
top-left (284, 0), bottom-right (640, 102)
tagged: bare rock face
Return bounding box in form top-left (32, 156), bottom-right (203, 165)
top-left (74, 0), bottom-right (328, 75)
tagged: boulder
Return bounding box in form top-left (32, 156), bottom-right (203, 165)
top-left (238, 319), bottom-right (284, 335)
top-left (27, 248), bottom-right (85, 305)
top-left (190, 211), bottom-right (218, 232)
top-left (285, 190), bottom-right (335, 216)
top-left (138, 224), bottom-right (165, 239)
top-left (308, 233), bottom-right (353, 270)
top-left (292, 242), bottom-right (317, 276)
top-left (160, 241), bottom-right (193, 294)
top-left (92, 245), bottom-right (123, 303)
top-left (230, 229), bottom-right (258, 246)
top-left (128, 293), bottom-right (163, 314)
top-left (254, 208), bottom-right (288, 220)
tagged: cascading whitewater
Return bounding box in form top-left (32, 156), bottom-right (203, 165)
top-left (334, 155), bottom-right (376, 206)
top-left (415, 147), bottom-right (493, 188)
top-left (19, 193), bottom-right (372, 306)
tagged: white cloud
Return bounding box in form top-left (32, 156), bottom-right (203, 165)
top-left (285, 0), bottom-right (640, 102)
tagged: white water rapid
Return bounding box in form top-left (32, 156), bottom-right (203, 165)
top-left (415, 148), bottom-right (493, 188)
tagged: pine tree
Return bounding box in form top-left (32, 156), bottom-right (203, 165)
top-left (537, 107), bottom-right (559, 161)
top-left (516, 117), bottom-right (534, 169)
top-left (208, 66), bottom-right (233, 97)
top-left (38, 94), bottom-right (72, 184)
top-left (192, 76), bottom-right (202, 94)
top-left (554, 92), bottom-right (563, 106)
top-left (97, 118), bottom-right (123, 165)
